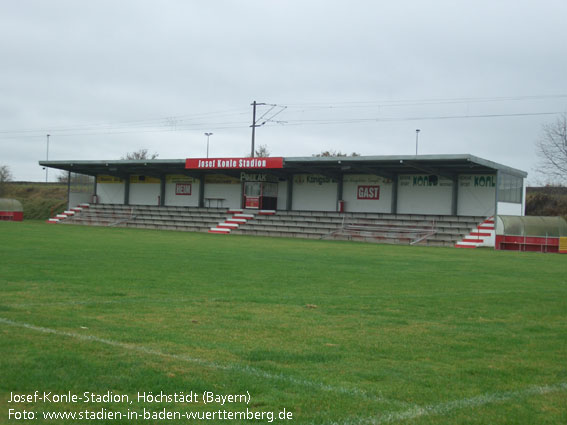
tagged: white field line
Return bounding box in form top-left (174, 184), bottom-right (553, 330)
top-left (330, 382), bottom-right (567, 425)
top-left (0, 317), bottom-right (409, 408)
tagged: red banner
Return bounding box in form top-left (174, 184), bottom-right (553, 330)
top-left (357, 185), bottom-right (380, 200)
top-left (186, 157), bottom-right (283, 170)
top-left (175, 183), bottom-right (192, 195)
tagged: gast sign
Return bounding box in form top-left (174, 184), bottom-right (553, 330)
top-left (357, 185), bottom-right (380, 200)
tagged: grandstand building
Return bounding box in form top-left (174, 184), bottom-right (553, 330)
top-left (40, 154), bottom-right (527, 247)
top-left (41, 154), bottom-right (526, 216)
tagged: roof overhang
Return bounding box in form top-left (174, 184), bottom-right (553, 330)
top-left (39, 154), bottom-right (528, 179)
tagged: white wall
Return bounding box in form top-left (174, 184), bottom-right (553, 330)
top-left (204, 175), bottom-right (241, 209)
top-left (130, 183), bottom-right (160, 205)
top-left (292, 174), bottom-right (338, 211)
top-left (457, 174), bottom-right (496, 217)
top-left (397, 174), bottom-right (453, 215)
top-left (497, 202), bottom-right (523, 216)
top-left (342, 174), bottom-right (393, 213)
top-left (96, 182), bottom-right (125, 204)
top-left (277, 180), bottom-right (287, 210)
top-left (165, 175), bottom-right (199, 207)
top-left (69, 192), bottom-right (93, 208)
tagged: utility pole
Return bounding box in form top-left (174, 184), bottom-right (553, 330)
top-left (250, 100), bottom-right (266, 157)
top-left (250, 101), bottom-right (286, 157)
top-left (46, 134), bottom-right (50, 183)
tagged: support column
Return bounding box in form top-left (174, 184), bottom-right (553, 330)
top-left (494, 170), bottom-right (500, 217)
top-left (66, 171), bottom-right (71, 209)
top-left (159, 175), bottom-right (166, 206)
top-left (286, 175), bottom-right (293, 211)
top-left (198, 175), bottom-right (205, 208)
top-left (124, 176), bottom-right (130, 206)
top-left (336, 174), bottom-right (343, 212)
top-left (451, 175), bottom-right (459, 216)
top-left (390, 174), bottom-right (398, 214)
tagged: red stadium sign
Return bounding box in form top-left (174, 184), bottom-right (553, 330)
top-left (185, 157), bottom-right (284, 170)
top-left (175, 183), bottom-right (192, 195)
top-left (357, 185), bottom-right (380, 200)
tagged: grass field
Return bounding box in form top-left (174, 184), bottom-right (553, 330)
top-left (0, 221), bottom-right (565, 424)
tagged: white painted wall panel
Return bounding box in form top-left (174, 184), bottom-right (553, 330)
top-left (397, 174), bottom-right (452, 215)
top-left (292, 174), bottom-right (337, 211)
top-left (204, 183), bottom-right (241, 209)
top-left (277, 180), bottom-right (287, 210)
top-left (342, 175), bottom-right (393, 213)
top-left (497, 202), bottom-right (523, 216)
top-left (457, 174), bottom-right (496, 217)
top-left (164, 176), bottom-right (199, 207)
top-left (96, 183), bottom-right (125, 204)
top-left (130, 183), bottom-right (160, 205)
top-left (69, 192), bottom-right (93, 208)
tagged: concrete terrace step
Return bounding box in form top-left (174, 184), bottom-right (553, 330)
top-left (58, 204), bottom-right (487, 247)
top-left (236, 213), bottom-right (477, 246)
top-left (209, 227), bottom-right (231, 234)
top-left (233, 213), bottom-right (255, 219)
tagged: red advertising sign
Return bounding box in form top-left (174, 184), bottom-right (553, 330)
top-left (357, 185), bottom-right (380, 200)
top-left (245, 196), bottom-right (260, 209)
top-left (185, 157), bottom-right (284, 170)
top-left (175, 183), bottom-right (192, 195)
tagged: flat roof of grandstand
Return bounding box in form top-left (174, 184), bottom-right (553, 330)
top-left (40, 154), bottom-right (527, 178)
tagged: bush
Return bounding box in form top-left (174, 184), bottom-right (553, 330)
top-left (525, 188), bottom-right (567, 219)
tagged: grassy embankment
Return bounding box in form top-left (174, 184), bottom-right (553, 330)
top-left (1, 182), bottom-right (67, 219)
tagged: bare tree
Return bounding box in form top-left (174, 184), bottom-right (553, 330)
top-left (536, 114), bottom-right (567, 185)
top-left (57, 171), bottom-right (69, 183)
top-left (0, 164), bottom-right (12, 196)
top-left (255, 144), bottom-right (271, 157)
top-left (313, 150), bottom-right (361, 157)
top-left (121, 149), bottom-right (159, 160)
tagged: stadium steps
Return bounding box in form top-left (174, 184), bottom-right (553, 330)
top-left (455, 217), bottom-right (495, 248)
top-left (52, 203), bottom-right (484, 247)
top-left (59, 204), bottom-right (235, 233)
top-left (209, 210), bottom-right (275, 234)
top-left (46, 203), bottom-right (90, 223)
top-left (232, 211), bottom-right (483, 247)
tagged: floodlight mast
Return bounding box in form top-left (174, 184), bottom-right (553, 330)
top-left (204, 132), bottom-right (213, 158)
top-left (46, 134), bottom-right (50, 182)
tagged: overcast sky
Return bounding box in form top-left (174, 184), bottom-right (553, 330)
top-left (1, 0), bottom-right (566, 183)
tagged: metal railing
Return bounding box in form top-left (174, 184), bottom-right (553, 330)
top-left (323, 217), bottom-right (437, 245)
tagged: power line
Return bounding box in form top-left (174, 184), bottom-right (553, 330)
top-left (266, 111), bottom-right (565, 127)
top-left (282, 94), bottom-right (567, 109)
top-left (0, 95), bottom-right (564, 140)
top-left (0, 108), bottom-right (249, 136)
